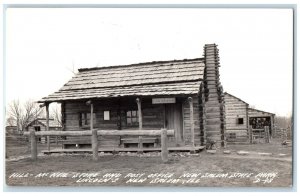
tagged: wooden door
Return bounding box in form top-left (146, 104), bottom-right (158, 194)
top-left (165, 103), bottom-right (183, 145)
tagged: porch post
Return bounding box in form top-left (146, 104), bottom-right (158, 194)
top-left (87, 100), bottom-right (98, 160)
top-left (188, 97), bottom-right (195, 151)
top-left (265, 126), bottom-right (270, 143)
top-left (136, 98), bottom-right (143, 151)
top-left (90, 102), bottom-right (94, 130)
top-left (249, 126), bottom-right (253, 144)
top-left (161, 128), bottom-right (168, 163)
top-left (30, 129), bottom-right (37, 161)
top-left (92, 129), bottom-right (98, 161)
top-left (46, 103), bottom-right (50, 151)
top-left (270, 115), bottom-right (274, 138)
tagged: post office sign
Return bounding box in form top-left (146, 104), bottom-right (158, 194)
top-left (152, 98), bottom-right (176, 104)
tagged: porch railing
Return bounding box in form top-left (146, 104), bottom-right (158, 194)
top-left (24, 129), bottom-right (174, 163)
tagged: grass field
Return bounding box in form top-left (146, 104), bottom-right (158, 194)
top-left (5, 138), bottom-right (293, 187)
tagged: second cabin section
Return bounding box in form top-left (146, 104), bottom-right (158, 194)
top-left (224, 92), bottom-right (275, 144)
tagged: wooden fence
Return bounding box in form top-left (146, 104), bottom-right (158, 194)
top-left (24, 129), bottom-right (174, 163)
top-left (6, 134), bottom-right (28, 145)
top-left (249, 126), bottom-right (270, 144)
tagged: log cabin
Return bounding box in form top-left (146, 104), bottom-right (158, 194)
top-left (224, 92), bottom-right (275, 144)
top-left (38, 43), bottom-right (225, 150)
top-left (26, 118), bottom-right (62, 143)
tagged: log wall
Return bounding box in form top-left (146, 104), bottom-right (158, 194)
top-left (224, 93), bottom-right (249, 144)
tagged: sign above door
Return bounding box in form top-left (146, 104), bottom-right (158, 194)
top-left (152, 98), bottom-right (176, 104)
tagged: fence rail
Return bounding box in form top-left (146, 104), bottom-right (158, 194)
top-left (25, 129), bottom-right (174, 163)
top-left (6, 135), bottom-right (28, 144)
top-left (23, 129), bottom-right (174, 137)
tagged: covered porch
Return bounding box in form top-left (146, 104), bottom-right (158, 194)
top-left (39, 95), bottom-right (202, 153)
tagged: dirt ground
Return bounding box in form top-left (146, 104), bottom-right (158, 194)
top-left (5, 138), bottom-right (293, 188)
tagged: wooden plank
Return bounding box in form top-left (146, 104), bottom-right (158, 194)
top-left (30, 130), bottom-right (37, 161)
top-left (249, 126), bottom-right (253, 144)
top-left (205, 51), bottom-right (216, 55)
top-left (42, 146), bottom-right (205, 154)
top-left (206, 81), bottom-right (218, 85)
top-left (206, 124), bottom-right (221, 130)
top-left (206, 72), bottom-right (219, 76)
top-left (206, 132), bottom-right (221, 137)
top-left (205, 84), bottom-right (218, 89)
top-left (90, 103), bottom-right (94, 130)
top-left (205, 61), bottom-right (219, 65)
top-left (205, 100), bottom-right (220, 106)
top-left (121, 138), bottom-right (157, 143)
top-left (225, 107), bottom-right (248, 111)
top-left (61, 102), bottom-right (66, 131)
top-left (174, 103), bottom-right (183, 145)
top-left (225, 128), bottom-right (249, 131)
top-left (46, 103), bottom-right (50, 151)
top-left (205, 59), bottom-right (218, 63)
top-left (205, 68), bottom-right (219, 72)
top-left (188, 97), bottom-right (195, 150)
top-left (206, 119), bottom-right (221, 125)
top-left (161, 129), bottom-right (168, 163)
top-left (206, 136), bottom-right (223, 141)
top-left (205, 106), bottom-right (221, 112)
top-left (136, 98), bottom-right (143, 152)
top-left (265, 126), bottom-right (270, 143)
top-left (205, 56), bottom-right (219, 60)
top-left (92, 129), bottom-right (98, 161)
top-left (24, 129), bottom-right (175, 137)
top-left (206, 113), bottom-right (222, 119)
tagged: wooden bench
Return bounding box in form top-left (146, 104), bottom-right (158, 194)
top-left (60, 136), bottom-right (158, 149)
top-left (61, 138), bottom-right (91, 149)
top-left (120, 137), bottom-right (158, 148)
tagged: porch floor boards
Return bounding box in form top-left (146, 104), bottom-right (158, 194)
top-left (42, 146), bottom-right (205, 154)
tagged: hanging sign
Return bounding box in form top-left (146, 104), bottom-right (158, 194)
top-left (152, 98), bottom-right (176, 104)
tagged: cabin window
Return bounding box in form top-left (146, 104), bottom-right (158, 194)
top-left (104, 111), bottom-right (110, 121)
top-left (237, 118), bottom-right (244, 125)
top-left (79, 112), bottom-right (96, 127)
top-left (126, 110), bottom-right (139, 126)
top-left (34, 126), bottom-right (41, 131)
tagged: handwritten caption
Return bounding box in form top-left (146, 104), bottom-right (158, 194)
top-left (9, 172), bottom-right (278, 185)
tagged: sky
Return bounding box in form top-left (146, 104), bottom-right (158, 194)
top-left (5, 8), bottom-right (293, 117)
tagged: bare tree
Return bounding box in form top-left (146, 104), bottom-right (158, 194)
top-left (6, 117), bottom-right (16, 127)
top-left (51, 103), bottom-right (62, 127)
top-left (7, 99), bottom-right (44, 133)
top-left (275, 115), bottom-right (292, 129)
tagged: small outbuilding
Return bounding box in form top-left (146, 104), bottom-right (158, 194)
top-left (224, 92), bottom-right (275, 144)
top-left (26, 118), bottom-right (62, 143)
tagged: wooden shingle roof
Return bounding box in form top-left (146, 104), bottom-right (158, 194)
top-left (40, 58), bottom-right (205, 102)
top-left (248, 108), bottom-right (275, 116)
top-left (224, 92), bottom-right (249, 105)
